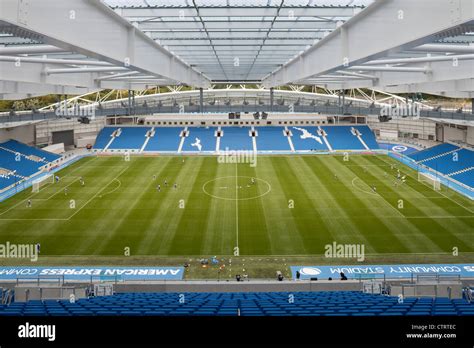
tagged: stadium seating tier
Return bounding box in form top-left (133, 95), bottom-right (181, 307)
top-left (1, 291), bottom-right (472, 317)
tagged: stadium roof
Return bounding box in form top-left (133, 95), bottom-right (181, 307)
top-left (0, 0), bottom-right (473, 99)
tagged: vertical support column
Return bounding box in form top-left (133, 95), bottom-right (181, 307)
top-left (341, 89), bottom-right (345, 116)
top-left (132, 90), bottom-right (136, 117)
top-left (471, 98), bottom-right (474, 114)
top-left (199, 88), bottom-right (203, 114)
top-left (127, 90), bottom-right (132, 116)
top-left (270, 87), bottom-right (274, 112)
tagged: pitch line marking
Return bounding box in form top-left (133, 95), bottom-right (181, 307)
top-left (349, 170), bottom-right (407, 219)
top-left (351, 177), bottom-right (378, 196)
top-left (98, 179), bottom-right (122, 198)
top-left (66, 166), bottom-right (130, 221)
top-left (41, 177), bottom-right (80, 201)
top-left (19, 251), bottom-right (474, 259)
top-left (202, 176), bottom-right (272, 201)
top-left (0, 156), bottom-right (97, 216)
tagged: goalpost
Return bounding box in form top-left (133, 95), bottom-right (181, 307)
top-left (32, 174), bottom-right (55, 193)
top-left (418, 172), bottom-right (441, 191)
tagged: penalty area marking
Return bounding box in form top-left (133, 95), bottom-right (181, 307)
top-left (351, 177), bottom-right (378, 196)
top-left (202, 175), bottom-right (272, 201)
top-left (375, 155), bottom-right (474, 215)
top-left (66, 166), bottom-right (130, 220)
top-left (351, 176), bottom-right (406, 219)
top-left (0, 166), bottom-right (129, 221)
top-left (98, 179), bottom-right (122, 198)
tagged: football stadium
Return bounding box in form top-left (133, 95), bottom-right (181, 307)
top-left (0, 0), bottom-right (473, 345)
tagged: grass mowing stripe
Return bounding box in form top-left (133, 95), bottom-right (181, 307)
top-left (253, 157), bottom-right (307, 255)
top-left (0, 155), bottom-right (471, 260)
top-left (372, 155), bottom-right (474, 214)
top-left (125, 157), bottom-right (182, 254)
top-left (169, 157), bottom-right (220, 255)
top-left (338, 156), bottom-right (443, 253)
top-left (311, 156), bottom-right (414, 254)
top-left (200, 158), bottom-right (235, 255)
top-left (237, 160), bottom-right (274, 255)
top-left (128, 157), bottom-right (191, 255)
top-left (354, 156), bottom-right (473, 252)
top-left (268, 157), bottom-right (334, 254)
top-left (296, 156), bottom-right (386, 252)
top-left (71, 158), bottom-right (153, 255)
top-left (367, 155), bottom-right (474, 239)
top-left (155, 157), bottom-right (210, 255)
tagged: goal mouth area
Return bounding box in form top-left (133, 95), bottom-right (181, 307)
top-left (418, 171), bottom-right (442, 190)
top-left (31, 174), bottom-right (55, 193)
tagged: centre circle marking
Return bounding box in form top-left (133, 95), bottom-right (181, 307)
top-left (202, 176), bottom-right (272, 201)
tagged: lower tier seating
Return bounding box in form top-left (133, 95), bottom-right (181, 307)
top-left (1, 291), bottom-right (472, 316)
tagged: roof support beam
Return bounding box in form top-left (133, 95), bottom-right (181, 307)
top-left (0, 61), bottom-right (170, 91)
top-left (411, 44), bottom-right (474, 54)
top-left (0, 45), bottom-right (65, 55)
top-left (262, 0), bottom-right (474, 87)
top-left (303, 60), bottom-right (474, 93)
top-left (0, 0), bottom-right (210, 88)
top-left (382, 79), bottom-right (474, 95)
top-left (0, 81), bottom-right (97, 100)
top-left (0, 56), bottom-right (112, 66)
top-left (45, 67), bottom-right (129, 74)
top-left (113, 6), bottom-right (362, 18)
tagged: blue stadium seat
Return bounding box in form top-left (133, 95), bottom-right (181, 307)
top-left (108, 127), bottom-right (150, 150)
top-left (290, 127), bottom-right (328, 151)
top-left (182, 127), bottom-right (217, 152)
top-left (93, 127), bottom-right (118, 149)
top-left (219, 127), bottom-right (253, 151)
top-left (255, 127), bottom-right (290, 152)
top-left (321, 126), bottom-right (366, 150)
top-left (1, 140), bottom-right (60, 163)
top-left (408, 143), bottom-right (459, 162)
top-left (144, 127), bottom-right (184, 152)
top-left (1, 291), bottom-right (472, 317)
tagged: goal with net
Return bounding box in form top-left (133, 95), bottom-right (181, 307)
top-left (32, 174), bottom-right (55, 193)
top-left (418, 171), bottom-right (441, 191)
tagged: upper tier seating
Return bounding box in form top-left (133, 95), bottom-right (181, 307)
top-left (0, 291), bottom-right (472, 317)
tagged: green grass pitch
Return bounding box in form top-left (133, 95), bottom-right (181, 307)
top-left (0, 154), bottom-right (473, 262)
